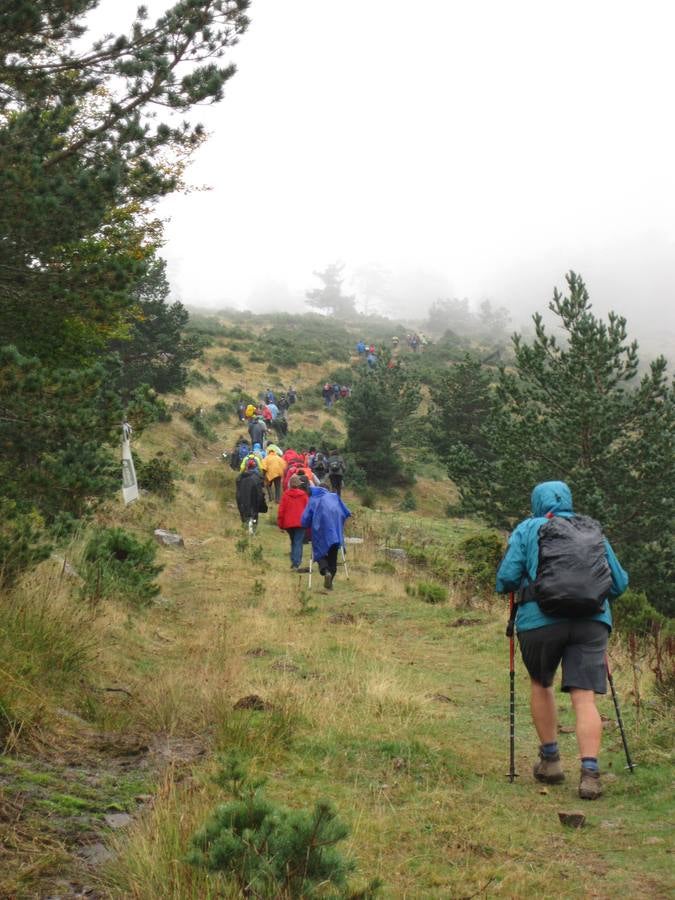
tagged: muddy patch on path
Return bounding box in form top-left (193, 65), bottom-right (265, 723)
top-left (0, 731), bottom-right (207, 899)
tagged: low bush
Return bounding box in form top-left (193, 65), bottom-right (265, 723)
top-left (613, 590), bottom-right (674, 707)
top-left (191, 416), bottom-right (217, 442)
top-left (81, 527), bottom-right (163, 606)
top-left (0, 500), bottom-right (51, 589)
top-left (186, 369), bottom-right (208, 385)
top-left (417, 581), bottom-right (447, 604)
top-left (213, 353), bottom-right (243, 371)
top-left (136, 454), bottom-right (177, 501)
top-left (360, 486), bottom-right (377, 509)
top-left (213, 401), bottom-right (233, 421)
top-left (187, 756), bottom-right (373, 898)
top-left (459, 531), bottom-right (505, 594)
top-left (399, 490), bottom-right (417, 511)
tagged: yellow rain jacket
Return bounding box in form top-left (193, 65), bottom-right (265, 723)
top-left (262, 451), bottom-right (287, 482)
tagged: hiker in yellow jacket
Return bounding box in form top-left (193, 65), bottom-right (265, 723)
top-left (261, 448), bottom-right (287, 503)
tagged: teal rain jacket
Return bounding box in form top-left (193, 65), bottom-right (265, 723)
top-left (495, 481), bottom-right (628, 633)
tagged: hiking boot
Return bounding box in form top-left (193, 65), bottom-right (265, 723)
top-left (324, 572), bottom-right (334, 590)
top-left (533, 750), bottom-right (565, 784)
top-left (578, 767), bottom-right (602, 800)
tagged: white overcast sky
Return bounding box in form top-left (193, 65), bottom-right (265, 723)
top-left (88, 0), bottom-right (675, 341)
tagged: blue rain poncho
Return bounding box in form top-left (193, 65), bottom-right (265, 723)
top-left (300, 487), bottom-right (351, 561)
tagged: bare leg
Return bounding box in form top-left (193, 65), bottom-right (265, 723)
top-left (530, 681), bottom-right (558, 744)
top-left (570, 689), bottom-right (602, 758)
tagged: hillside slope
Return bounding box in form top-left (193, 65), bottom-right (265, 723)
top-left (1, 325), bottom-right (672, 899)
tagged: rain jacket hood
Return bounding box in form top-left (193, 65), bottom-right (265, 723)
top-left (531, 481), bottom-right (573, 518)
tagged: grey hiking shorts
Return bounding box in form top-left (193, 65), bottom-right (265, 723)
top-left (517, 620), bottom-right (610, 693)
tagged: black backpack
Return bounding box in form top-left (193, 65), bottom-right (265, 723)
top-left (528, 515), bottom-right (613, 618)
top-left (329, 458), bottom-right (342, 473)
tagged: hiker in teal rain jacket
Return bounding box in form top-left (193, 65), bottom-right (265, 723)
top-left (496, 481), bottom-right (628, 633)
top-left (496, 480), bottom-right (628, 802)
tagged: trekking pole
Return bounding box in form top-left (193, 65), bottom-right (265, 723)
top-left (605, 656), bottom-right (636, 773)
top-left (308, 559), bottom-right (313, 591)
top-left (507, 592), bottom-right (518, 783)
top-left (341, 544), bottom-right (350, 579)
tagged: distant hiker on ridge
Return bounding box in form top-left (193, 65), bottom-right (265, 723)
top-left (496, 481), bottom-right (628, 801)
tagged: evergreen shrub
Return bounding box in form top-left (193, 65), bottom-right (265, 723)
top-left (400, 490), bottom-right (417, 511)
top-left (0, 501), bottom-right (51, 589)
top-left (417, 581), bottom-right (447, 604)
top-left (187, 755), bottom-right (373, 898)
top-left (136, 454), bottom-right (177, 501)
top-left (459, 531), bottom-right (505, 593)
top-left (81, 528), bottom-right (163, 606)
top-left (213, 353), bottom-right (243, 371)
top-left (360, 486), bottom-right (377, 509)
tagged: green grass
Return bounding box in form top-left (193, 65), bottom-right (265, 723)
top-left (1, 326), bottom-right (672, 899)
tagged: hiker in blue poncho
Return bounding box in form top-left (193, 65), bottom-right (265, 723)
top-left (496, 481), bottom-right (628, 800)
top-left (301, 486), bottom-right (351, 590)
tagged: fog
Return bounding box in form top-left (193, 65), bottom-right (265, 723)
top-left (87, 0), bottom-right (675, 352)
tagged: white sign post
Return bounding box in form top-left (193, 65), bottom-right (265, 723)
top-left (121, 422), bottom-right (139, 505)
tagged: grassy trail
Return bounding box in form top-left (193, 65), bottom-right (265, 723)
top-left (2, 348), bottom-right (672, 898)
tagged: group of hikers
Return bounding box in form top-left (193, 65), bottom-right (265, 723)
top-left (355, 341), bottom-right (378, 369)
top-left (237, 386), bottom-right (297, 440)
top-left (236, 464), bottom-right (629, 798)
top-left (231, 374), bottom-right (629, 801)
top-left (233, 442), bottom-right (350, 588)
top-left (400, 332), bottom-right (428, 351)
top-left (322, 382), bottom-right (352, 408)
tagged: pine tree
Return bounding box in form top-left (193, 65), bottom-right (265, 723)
top-left (187, 755), bottom-right (368, 898)
top-left (428, 354), bottom-right (493, 460)
top-left (1, 1), bottom-right (250, 360)
top-left (108, 258), bottom-right (203, 399)
top-left (0, 1), bottom-right (250, 571)
top-left (345, 359), bottom-right (420, 484)
top-left (305, 262), bottom-right (357, 318)
top-left (443, 273), bottom-right (674, 615)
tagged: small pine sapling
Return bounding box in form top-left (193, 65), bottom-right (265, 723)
top-left (187, 755), bottom-right (363, 898)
